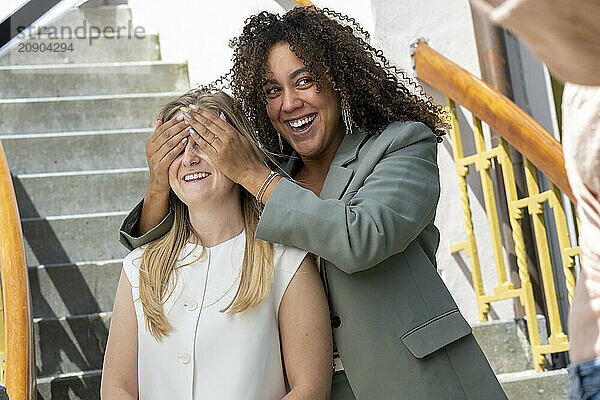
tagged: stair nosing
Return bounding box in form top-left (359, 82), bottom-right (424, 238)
top-left (33, 311), bottom-right (112, 324)
top-left (497, 368), bottom-right (568, 382)
top-left (0, 91), bottom-right (181, 103)
top-left (36, 368), bottom-right (102, 383)
top-left (0, 60), bottom-right (184, 71)
top-left (21, 210), bottom-right (128, 222)
top-left (0, 127), bottom-right (153, 139)
top-left (29, 259), bottom-right (124, 270)
top-left (16, 166), bottom-right (148, 179)
top-left (16, 32), bottom-right (157, 40)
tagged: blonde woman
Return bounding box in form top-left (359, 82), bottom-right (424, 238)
top-left (101, 90), bottom-right (332, 399)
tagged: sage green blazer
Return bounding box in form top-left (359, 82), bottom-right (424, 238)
top-left (119, 121), bottom-right (506, 399)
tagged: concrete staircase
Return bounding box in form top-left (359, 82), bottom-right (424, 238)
top-left (0, 3), bottom-right (188, 398)
top-left (472, 317), bottom-right (570, 399)
top-left (0, 2), bottom-right (570, 400)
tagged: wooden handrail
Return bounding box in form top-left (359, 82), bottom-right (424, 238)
top-left (0, 140), bottom-right (35, 399)
top-left (413, 41), bottom-right (574, 202)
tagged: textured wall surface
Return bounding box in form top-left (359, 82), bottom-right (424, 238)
top-left (367, 0), bottom-right (516, 322)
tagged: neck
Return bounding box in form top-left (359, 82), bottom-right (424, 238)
top-left (187, 194), bottom-right (245, 247)
top-left (299, 127), bottom-right (345, 188)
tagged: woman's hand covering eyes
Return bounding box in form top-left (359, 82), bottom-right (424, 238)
top-left (145, 117), bottom-right (190, 193)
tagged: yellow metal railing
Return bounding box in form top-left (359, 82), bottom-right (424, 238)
top-left (413, 41), bottom-right (579, 371)
top-left (446, 100), bottom-right (578, 369)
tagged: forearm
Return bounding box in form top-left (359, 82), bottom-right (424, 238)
top-left (100, 384), bottom-right (137, 400)
top-left (256, 125), bottom-right (440, 273)
top-left (137, 186), bottom-right (170, 236)
top-left (256, 177), bottom-right (436, 273)
top-left (238, 164), bottom-right (276, 201)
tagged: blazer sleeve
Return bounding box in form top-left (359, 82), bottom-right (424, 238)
top-left (255, 122), bottom-right (440, 274)
top-left (118, 199), bottom-right (175, 251)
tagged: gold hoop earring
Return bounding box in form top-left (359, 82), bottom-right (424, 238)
top-left (278, 132), bottom-right (284, 153)
top-left (341, 98), bottom-right (353, 135)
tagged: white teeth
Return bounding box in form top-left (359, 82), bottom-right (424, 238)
top-left (183, 172), bottom-right (210, 181)
top-left (289, 114), bottom-right (316, 128)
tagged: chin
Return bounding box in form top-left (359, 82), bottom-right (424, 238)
top-left (284, 136), bottom-right (316, 154)
top-left (294, 144), bottom-right (322, 158)
top-left (177, 191), bottom-right (211, 206)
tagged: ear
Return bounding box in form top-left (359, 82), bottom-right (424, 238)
top-left (219, 112), bottom-right (227, 122)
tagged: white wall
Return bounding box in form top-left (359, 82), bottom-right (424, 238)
top-left (128, 0), bottom-right (287, 86)
top-left (127, 0), bottom-right (376, 87)
top-left (367, 0), bottom-right (516, 322)
top-left (128, 0), bottom-right (516, 323)
top-left (0, 0), bottom-right (28, 21)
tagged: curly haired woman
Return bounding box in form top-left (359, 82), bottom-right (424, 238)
top-left (120, 6), bottom-right (507, 399)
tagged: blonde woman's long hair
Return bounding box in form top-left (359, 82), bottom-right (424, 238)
top-left (139, 90), bottom-right (274, 340)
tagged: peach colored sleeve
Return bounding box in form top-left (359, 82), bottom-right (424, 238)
top-left (470, 0), bottom-right (600, 85)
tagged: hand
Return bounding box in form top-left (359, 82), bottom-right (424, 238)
top-left (145, 117), bottom-right (189, 193)
top-left (184, 107), bottom-right (268, 187)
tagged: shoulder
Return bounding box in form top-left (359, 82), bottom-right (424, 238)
top-left (366, 121), bottom-right (437, 152)
top-left (122, 246), bottom-right (146, 286)
top-left (378, 121), bottom-right (437, 149)
top-left (273, 244), bottom-right (309, 275)
top-left (366, 121), bottom-right (438, 162)
top-left (271, 244), bottom-right (310, 314)
top-left (123, 246), bottom-right (145, 266)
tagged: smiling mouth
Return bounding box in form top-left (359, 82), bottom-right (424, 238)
top-left (287, 114), bottom-right (316, 134)
top-left (183, 172), bottom-right (211, 183)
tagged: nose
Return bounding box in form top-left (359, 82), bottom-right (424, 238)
top-left (281, 88), bottom-right (303, 113)
top-left (181, 140), bottom-right (200, 167)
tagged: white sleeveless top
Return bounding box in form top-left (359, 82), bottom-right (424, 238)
top-left (122, 231), bottom-right (308, 400)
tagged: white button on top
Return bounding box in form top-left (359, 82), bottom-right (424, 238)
top-left (180, 352), bottom-right (191, 364)
top-left (187, 300), bottom-right (198, 311)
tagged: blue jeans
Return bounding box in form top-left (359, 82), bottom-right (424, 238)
top-left (569, 357), bottom-right (600, 400)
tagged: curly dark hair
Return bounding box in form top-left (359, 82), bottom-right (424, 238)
top-left (203, 6), bottom-right (447, 153)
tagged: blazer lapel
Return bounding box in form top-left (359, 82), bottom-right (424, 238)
top-left (320, 129), bottom-right (368, 200)
top-left (279, 129), bottom-right (368, 200)
top-left (320, 165), bottom-right (354, 200)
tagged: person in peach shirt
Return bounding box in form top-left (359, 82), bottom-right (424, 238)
top-left (470, 0), bottom-right (600, 398)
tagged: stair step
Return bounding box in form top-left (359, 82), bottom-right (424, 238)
top-left (0, 92), bottom-right (179, 134)
top-left (34, 323), bottom-right (567, 400)
top-left (499, 369), bottom-right (569, 400)
top-left (0, 61), bottom-right (189, 98)
top-left (37, 369), bottom-right (102, 400)
top-left (1, 129), bottom-right (150, 174)
top-left (22, 212), bottom-right (129, 265)
top-left (81, 0), bottom-right (128, 7)
top-left (472, 316), bottom-right (548, 374)
top-left (14, 168), bottom-right (148, 218)
top-left (35, 313), bottom-right (110, 377)
top-left (0, 31), bottom-right (160, 65)
top-left (47, 5), bottom-right (132, 29)
top-left (6, 2), bottom-right (174, 395)
top-left (30, 260), bottom-right (122, 318)
top-left (0, 34), bottom-right (161, 65)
